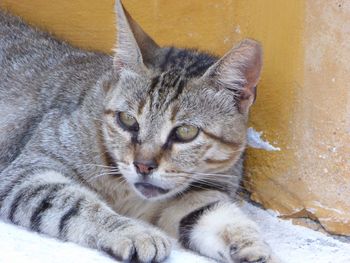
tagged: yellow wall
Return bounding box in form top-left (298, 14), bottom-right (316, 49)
top-left (1, 1), bottom-right (349, 235)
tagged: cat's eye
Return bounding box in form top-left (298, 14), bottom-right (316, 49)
top-left (117, 112), bottom-right (139, 132)
top-left (174, 125), bottom-right (199, 142)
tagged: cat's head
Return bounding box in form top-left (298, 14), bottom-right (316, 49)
top-left (101, 0), bottom-right (262, 200)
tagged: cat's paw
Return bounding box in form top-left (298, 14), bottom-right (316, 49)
top-left (188, 203), bottom-right (280, 263)
top-left (213, 225), bottom-right (275, 263)
top-left (99, 222), bottom-right (172, 262)
top-left (229, 238), bottom-right (272, 263)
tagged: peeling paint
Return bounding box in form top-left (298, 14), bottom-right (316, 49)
top-left (247, 127), bottom-right (281, 151)
top-left (234, 25), bottom-right (241, 34)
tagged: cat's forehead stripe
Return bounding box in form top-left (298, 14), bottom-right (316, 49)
top-left (147, 71), bottom-right (186, 115)
top-left (135, 48), bottom-right (219, 119)
top-left (159, 47), bottom-right (218, 78)
top-left (147, 75), bottom-right (161, 113)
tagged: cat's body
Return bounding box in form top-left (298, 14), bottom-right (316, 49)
top-left (0, 2), bottom-right (280, 263)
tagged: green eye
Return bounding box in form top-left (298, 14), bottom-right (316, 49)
top-left (117, 112), bottom-right (139, 132)
top-left (175, 125), bottom-right (199, 142)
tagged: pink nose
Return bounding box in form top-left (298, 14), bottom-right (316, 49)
top-left (133, 160), bottom-right (158, 176)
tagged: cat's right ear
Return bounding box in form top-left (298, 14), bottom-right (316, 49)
top-left (201, 39), bottom-right (263, 114)
top-left (113, 0), bottom-right (160, 73)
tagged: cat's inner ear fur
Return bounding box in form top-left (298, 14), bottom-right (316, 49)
top-left (202, 39), bottom-right (262, 114)
top-left (114, 0), bottom-right (160, 72)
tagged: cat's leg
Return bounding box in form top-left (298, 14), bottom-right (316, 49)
top-left (0, 166), bottom-right (171, 262)
top-left (154, 190), bottom-right (280, 263)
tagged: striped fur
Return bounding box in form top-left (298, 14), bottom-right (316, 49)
top-left (0, 1), bottom-right (280, 263)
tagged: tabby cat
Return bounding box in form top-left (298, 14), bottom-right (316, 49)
top-left (0, 1), bottom-right (280, 262)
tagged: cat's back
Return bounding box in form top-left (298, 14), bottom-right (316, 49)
top-left (0, 10), bottom-right (71, 88)
top-left (0, 11), bottom-right (111, 101)
top-left (0, 10), bottom-right (111, 171)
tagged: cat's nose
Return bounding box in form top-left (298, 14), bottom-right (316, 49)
top-left (133, 160), bottom-right (158, 176)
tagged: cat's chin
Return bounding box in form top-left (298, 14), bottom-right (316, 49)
top-left (134, 182), bottom-right (170, 200)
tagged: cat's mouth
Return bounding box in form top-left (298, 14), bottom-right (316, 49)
top-left (134, 182), bottom-right (170, 199)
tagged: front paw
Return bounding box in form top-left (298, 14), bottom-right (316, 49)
top-left (186, 203), bottom-right (280, 263)
top-left (228, 236), bottom-right (272, 263)
top-left (214, 225), bottom-right (275, 263)
top-left (99, 221), bottom-right (172, 262)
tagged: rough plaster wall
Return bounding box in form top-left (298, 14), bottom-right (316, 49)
top-left (246, 1), bottom-right (350, 235)
top-left (297, 0), bottom-right (350, 234)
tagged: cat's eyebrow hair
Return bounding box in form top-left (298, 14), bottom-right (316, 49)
top-left (104, 109), bottom-right (115, 115)
top-left (170, 104), bottom-right (179, 122)
top-left (137, 97), bottom-right (147, 115)
top-left (202, 130), bottom-right (241, 148)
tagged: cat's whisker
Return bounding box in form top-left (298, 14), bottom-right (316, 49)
top-left (190, 172), bottom-right (236, 178)
top-left (161, 172), bottom-right (259, 193)
top-left (82, 163), bottom-right (119, 169)
top-left (87, 172), bottom-right (122, 182)
top-left (162, 172), bottom-right (238, 188)
top-left (163, 171), bottom-right (264, 187)
top-left (165, 170), bottom-right (236, 178)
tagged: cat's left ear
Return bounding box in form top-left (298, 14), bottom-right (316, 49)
top-left (202, 39), bottom-right (262, 114)
top-left (114, 0), bottom-right (160, 73)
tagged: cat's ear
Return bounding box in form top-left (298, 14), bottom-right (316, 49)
top-left (113, 0), bottom-right (160, 73)
top-left (202, 39), bottom-right (262, 114)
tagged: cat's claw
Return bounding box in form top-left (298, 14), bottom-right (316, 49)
top-left (230, 240), bottom-right (283, 263)
top-left (230, 240), bottom-right (271, 263)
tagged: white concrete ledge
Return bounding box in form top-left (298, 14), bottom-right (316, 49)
top-left (0, 203), bottom-right (349, 263)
